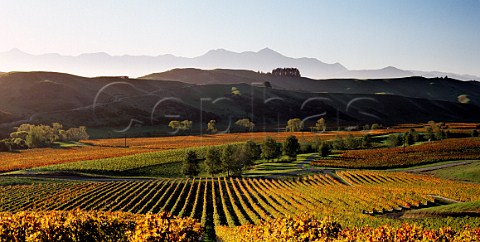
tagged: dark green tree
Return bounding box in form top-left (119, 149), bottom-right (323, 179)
top-left (283, 135), bottom-right (300, 160)
top-left (472, 129), bottom-right (479, 137)
top-left (319, 142), bottom-right (330, 157)
top-left (242, 140), bottom-right (261, 167)
top-left (182, 150), bottom-right (200, 177)
top-left (261, 136), bottom-right (281, 161)
top-left (205, 147), bottom-right (222, 176)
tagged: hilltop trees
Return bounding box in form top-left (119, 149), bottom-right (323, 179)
top-left (168, 120), bottom-right (192, 132)
top-left (314, 118), bottom-right (326, 132)
top-left (271, 68), bottom-right (301, 77)
top-left (235, 119), bottom-right (255, 132)
top-left (286, 118), bottom-right (303, 132)
top-left (207, 120), bottom-right (217, 133)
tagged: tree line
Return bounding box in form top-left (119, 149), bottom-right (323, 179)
top-left (182, 135), bottom-right (302, 177)
top-left (0, 123), bottom-right (89, 152)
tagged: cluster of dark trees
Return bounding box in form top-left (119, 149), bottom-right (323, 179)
top-left (271, 68), bottom-right (301, 77)
top-left (182, 135), bottom-right (302, 177)
top-left (0, 123), bottom-right (89, 152)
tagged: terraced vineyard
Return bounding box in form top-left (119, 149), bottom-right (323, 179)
top-left (1, 171), bottom-right (479, 230)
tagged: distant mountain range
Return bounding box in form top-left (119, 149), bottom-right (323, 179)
top-left (0, 48), bottom-right (478, 81)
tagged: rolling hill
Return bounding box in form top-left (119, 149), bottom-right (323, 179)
top-left (142, 68), bottom-right (480, 106)
top-left (0, 71), bottom-right (479, 137)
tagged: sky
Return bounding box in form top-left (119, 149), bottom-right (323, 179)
top-left (1, 0), bottom-right (479, 76)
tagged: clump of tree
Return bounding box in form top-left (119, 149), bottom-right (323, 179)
top-left (472, 129), bottom-right (479, 137)
top-left (314, 118), bottom-right (326, 132)
top-left (1, 123), bottom-right (89, 151)
top-left (207, 120), bottom-right (217, 133)
top-left (331, 134), bottom-right (371, 150)
top-left (424, 121), bottom-right (447, 141)
top-left (261, 136), bottom-right (281, 161)
top-left (318, 142), bottom-right (331, 157)
top-left (271, 68), bottom-right (301, 77)
top-left (286, 118), bottom-right (303, 132)
top-left (371, 123), bottom-right (381, 130)
top-left (182, 150), bottom-right (200, 177)
top-left (283, 135), bottom-right (300, 160)
top-left (168, 120), bottom-right (192, 132)
top-left (403, 129), bottom-right (419, 146)
top-left (235, 119), bottom-right (255, 132)
top-left (387, 133), bottom-right (403, 147)
top-left (204, 141), bottom-right (261, 177)
top-left (231, 87), bottom-right (241, 96)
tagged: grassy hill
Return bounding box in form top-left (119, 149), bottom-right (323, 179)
top-left (142, 68), bottom-right (480, 106)
top-left (1, 71), bottom-right (480, 137)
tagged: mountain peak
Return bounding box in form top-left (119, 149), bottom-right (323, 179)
top-left (257, 47), bottom-right (282, 56)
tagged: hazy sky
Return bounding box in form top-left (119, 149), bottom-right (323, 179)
top-left (1, 0), bottom-right (479, 75)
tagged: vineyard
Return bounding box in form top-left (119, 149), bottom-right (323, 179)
top-left (0, 129), bottom-right (405, 172)
top-left (1, 171), bottom-right (479, 233)
top-left (313, 137), bottom-right (480, 168)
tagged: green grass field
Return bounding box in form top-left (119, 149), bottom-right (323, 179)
top-left (428, 161), bottom-right (480, 183)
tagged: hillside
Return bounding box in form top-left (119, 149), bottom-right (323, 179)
top-left (1, 71), bottom-right (480, 137)
top-left (142, 69), bottom-right (480, 106)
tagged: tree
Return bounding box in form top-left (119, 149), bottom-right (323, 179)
top-left (181, 120), bottom-right (193, 131)
top-left (182, 150), bottom-right (199, 177)
top-left (314, 118), bottom-right (326, 132)
top-left (263, 81), bottom-right (272, 88)
top-left (371, 123), bottom-right (381, 130)
top-left (221, 145), bottom-right (237, 177)
top-left (235, 119), bottom-right (255, 132)
top-left (261, 136), bottom-right (281, 161)
top-left (361, 134), bottom-right (372, 148)
top-left (65, 126), bottom-right (89, 141)
top-left (344, 134), bottom-right (357, 149)
top-left (283, 135), bottom-right (300, 160)
top-left (319, 142), bottom-right (330, 157)
top-left (25, 125), bottom-right (55, 148)
top-left (332, 135), bottom-right (345, 150)
top-left (472, 129), bottom-right (479, 137)
top-left (362, 124), bottom-right (370, 131)
top-left (286, 118), bottom-right (303, 132)
top-left (231, 87), bottom-right (241, 96)
top-left (207, 120), bottom-right (217, 133)
top-left (205, 147), bottom-right (222, 175)
top-left (387, 134), bottom-right (402, 147)
top-left (424, 126), bottom-right (435, 141)
top-left (242, 140), bottom-right (261, 167)
top-left (168, 120), bottom-right (192, 132)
